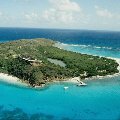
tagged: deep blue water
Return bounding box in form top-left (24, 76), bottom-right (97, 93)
top-left (0, 28), bottom-right (120, 120)
top-left (0, 27), bottom-right (120, 49)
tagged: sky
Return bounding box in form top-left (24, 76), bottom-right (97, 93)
top-left (0, 0), bottom-right (120, 31)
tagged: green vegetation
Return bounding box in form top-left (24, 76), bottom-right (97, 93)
top-left (0, 38), bottom-right (119, 86)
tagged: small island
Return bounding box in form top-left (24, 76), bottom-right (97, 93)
top-left (0, 38), bottom-right (119, 87)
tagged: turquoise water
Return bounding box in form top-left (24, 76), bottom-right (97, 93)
top-left (1, 76), bottom-right (120, 120)
top-left (55, 43), bottom-right (120, 58)
top-left (0, 28), bottom-right (120, 119)
top-left (1, 45), bottom-right (120, 120)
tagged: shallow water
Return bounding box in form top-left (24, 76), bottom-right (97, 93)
top-left (0, 28), bottom-right (120, 119)
top-left (1, 76), bottom-right (120, 120)
top-left (55, 42), bottom-right (120, 58)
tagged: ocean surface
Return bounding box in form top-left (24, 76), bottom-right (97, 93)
top-left (0, 28), bottom-right (120, 120)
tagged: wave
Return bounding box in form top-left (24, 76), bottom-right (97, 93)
top-left (56, 42), bottom-right (120, 51)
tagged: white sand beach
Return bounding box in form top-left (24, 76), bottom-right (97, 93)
top-left (68, 77), bottom-right (81, 83)
top-left (0, 73), bottom-right (28, 86)
top-left (64, 77), bottom-right (81, 83)
top-left (0, 57), bottom-right (120, 86)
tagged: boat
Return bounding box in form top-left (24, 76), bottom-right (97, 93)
top-left (64, 86), bottom-right (69, 90)
top-left (77, 81), bottom-right (87, 86)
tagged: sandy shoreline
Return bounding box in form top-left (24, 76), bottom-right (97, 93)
top-left (0, 73), bottom-right (28, 86)
top-left (0, 57), bottom-right (120, 86)
top-left (65, 57), bottom-right (120, 83)
top-left (63, 77), bottom-right (81, 83)
top-left (84, 57), bottom-right (120, 81)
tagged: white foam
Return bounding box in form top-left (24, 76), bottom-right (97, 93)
top-left (55, 42), bottom-right (117, 51)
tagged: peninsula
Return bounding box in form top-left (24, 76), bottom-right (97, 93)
top-left (0, 38), bottom-right (119, 87)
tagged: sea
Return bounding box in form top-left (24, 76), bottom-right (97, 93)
top-left (0, 27), bottom-right (120, 120)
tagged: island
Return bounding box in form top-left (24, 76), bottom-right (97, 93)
top-left (0, 38), bottom-right (119, 87)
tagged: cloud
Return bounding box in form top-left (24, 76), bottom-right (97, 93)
top-left (49, 0), bottom-right (81, 12)
top-left (0, 11), bottom-right (9, 20)
top-left (0, 11), bottom-right (4, 18)
top-left (0, 12), bottom-right (3, 16)
top-left (24, 12), bottom-right (40, 23)
top-left (42, 0), bottom-right (86, 25)
top-left (22, 0), bottom-right (89, 28)
top-left (0, 11), bottom-right (15, 27)
top-left (13, 0), bottom-right (32, 2)
top-left (95, 6), bottom-right (113, 18)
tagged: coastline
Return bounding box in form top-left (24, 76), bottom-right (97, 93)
top-left (0, 40), bottom-right (120, 87)
top-left (55, 42), bottom-right (120, 80)
top-left (83, 58), bottom-right (119, 81)
top-left (84, 57), bottom-right (120, 81)
top-left (107, 57), bottom-right (120, 72)
top-left (63, 57), bottom-right (120, 83)
top-left (0, 73), bottom-right (28, 86)
top-left (0, 57), bottom-right (120, 87)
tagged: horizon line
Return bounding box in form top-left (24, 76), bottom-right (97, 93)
top-left (0, 26), bottom-right (120, 32)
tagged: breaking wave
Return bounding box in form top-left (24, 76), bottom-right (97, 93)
top-left (56, 42), bottom-right (120, 51)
